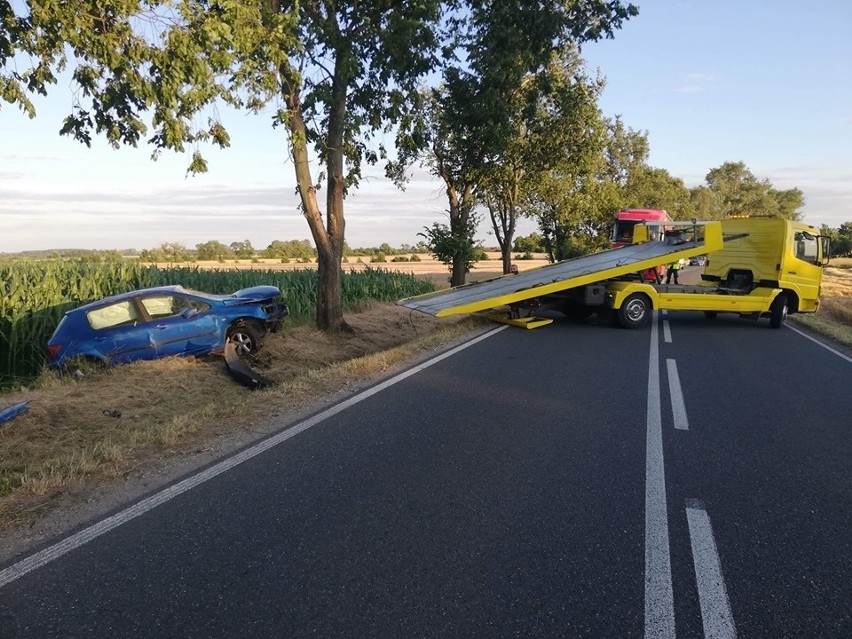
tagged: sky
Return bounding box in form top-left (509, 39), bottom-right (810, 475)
top-left (1, 0), bottom-right (850, 253)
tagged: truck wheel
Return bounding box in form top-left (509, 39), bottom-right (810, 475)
top-left (617, 293), bottom-right (652, 329)
top-left (769, 294), bottom-right (788, 329)
top-left (704, 311), bottom-right (717, 319)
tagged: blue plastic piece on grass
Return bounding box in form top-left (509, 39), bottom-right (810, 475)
top-left (0, 401), bottom-right (29, 426)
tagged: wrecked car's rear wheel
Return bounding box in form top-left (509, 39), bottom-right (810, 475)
top-left (227, 322), bottom-right (263, 356)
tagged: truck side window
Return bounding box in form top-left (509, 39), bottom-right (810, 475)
top-left (794, 232), bottom-right (818, 264)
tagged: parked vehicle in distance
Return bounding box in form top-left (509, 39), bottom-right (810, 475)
top-left (611, 208), bottom-right (673, 282)
top-left (46, 285), bottom-right (288, 368)
top-left (689, 255), bottom-right (706, 266)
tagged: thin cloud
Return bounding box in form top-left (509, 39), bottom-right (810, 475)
top-left (675, 72), bottom-right (715, 94)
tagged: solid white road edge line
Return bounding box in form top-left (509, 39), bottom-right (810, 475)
top-left (645, 311), bottom-right (676, 638)
top-left (685, 499), bottom-right (737, 639)
top-left (666, 359), bottom-right (689, 431)
top-left (785, 324), bottom-right (852, 364)
top-left (0, 325), bottom-right (509, 589)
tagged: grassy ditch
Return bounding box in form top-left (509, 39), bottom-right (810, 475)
top-left (789, 260), bottom-right (852, 348)
top-left (0, 303), bottom-right (484, 532)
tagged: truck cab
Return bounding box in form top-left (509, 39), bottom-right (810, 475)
top-left (702, 218), bottom-right (829, 314)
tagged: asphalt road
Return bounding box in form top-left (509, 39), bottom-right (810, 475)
top-left (1, 310), bottom-right (850, 638)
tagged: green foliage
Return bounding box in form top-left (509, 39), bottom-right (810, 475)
top-left (622, 167), bottom-right (695, 220)
top-left (704, 161), bottom-right (804, 220)
top-left (139, 243), bottom-right (193, 263)
top-left (370, 253), bottom-right (388, 263)
top-left (473, 247), bottom-right (488, 261)
top-left (229, 240), bottom-right (255, 259)
top-left (2, 0), bottom-right (638, 327)
top-left (419, 218), bottom-right (482, 275)
top-left (389, 2), bottom-right (637, 285)
top-left (822, 222), bottom-right (852, 257)
top-left (195, 241), bottom-right (234, 261)
top-left (513, 233), bottom-right (545, 253)
top-left (262, 239), bottom-right (316, 260)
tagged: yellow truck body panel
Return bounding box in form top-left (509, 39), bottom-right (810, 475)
top-left (606, 282), bottom-right (779, 314)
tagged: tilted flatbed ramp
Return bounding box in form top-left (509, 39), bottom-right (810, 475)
top-left (398, 221), bottom-right (725, 317)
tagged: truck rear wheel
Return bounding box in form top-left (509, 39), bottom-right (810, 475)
top-left (617, 293), bottom-right (652, 329)
top-left (769, 294), bottom-right (788, 329)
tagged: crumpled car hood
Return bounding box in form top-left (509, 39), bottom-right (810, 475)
top-left (221, 285), bottom-right (282, 305)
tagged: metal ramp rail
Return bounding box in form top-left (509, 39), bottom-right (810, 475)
top-left (398, 221), bottom-right (725, 318)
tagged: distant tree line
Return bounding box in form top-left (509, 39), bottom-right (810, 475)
top-left (135, 239), bottom-right (435, 263)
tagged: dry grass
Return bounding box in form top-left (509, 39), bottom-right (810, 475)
top-left (790, 265), bottom-right (852, 347)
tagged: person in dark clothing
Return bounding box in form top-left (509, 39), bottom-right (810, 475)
top-left (666, 261), bottom-right (680, 284)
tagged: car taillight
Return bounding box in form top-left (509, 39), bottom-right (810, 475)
top-left (46, 344), bottom-right (62, 360)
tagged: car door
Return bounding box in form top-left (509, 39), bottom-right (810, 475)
top-left (84, 300), bottom-right (156, 363)
top-left (138, 294), bottom-right (220, 358)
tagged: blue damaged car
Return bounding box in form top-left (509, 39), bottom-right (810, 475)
top-left (46, 285), bottom-right (288, 368)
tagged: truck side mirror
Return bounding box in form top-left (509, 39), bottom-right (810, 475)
top-left (819, 236), bottom-right (831, 266)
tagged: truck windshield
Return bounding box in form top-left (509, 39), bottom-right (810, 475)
top-left (613, 221), bottom-right (637, 243)
top-left (794, 232), bottom-right (819, 264)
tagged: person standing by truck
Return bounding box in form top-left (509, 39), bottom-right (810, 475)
top-left (666, 259), bottom-right (680, 284)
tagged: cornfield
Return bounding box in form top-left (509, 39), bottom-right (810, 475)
top-left (0, 258), bottom-right (433, 386)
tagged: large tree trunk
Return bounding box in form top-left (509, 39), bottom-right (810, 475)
top-left (448, 182), bottom-right (475, 287)
top-left (279, 57), bottom-right (349, 332)
top-left (486, 183), bottom-right (518, 275)
top-left (317, 49), bottom-right (351, 332)
top-left (487, 197), bottom-right (516, 275)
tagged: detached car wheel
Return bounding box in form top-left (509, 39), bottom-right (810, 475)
top-left (227, 322), bottom-right (263, 356)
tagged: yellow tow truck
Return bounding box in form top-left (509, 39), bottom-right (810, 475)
top-left (397, 218), bottom-right (830, 330)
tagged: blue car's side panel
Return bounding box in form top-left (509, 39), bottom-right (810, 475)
top-left (150, 312), bottom-right (222, 358)
top-left (90, 323), bottom-right (156, 364)
top-left (46, 285), bottom-right (286, 368)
